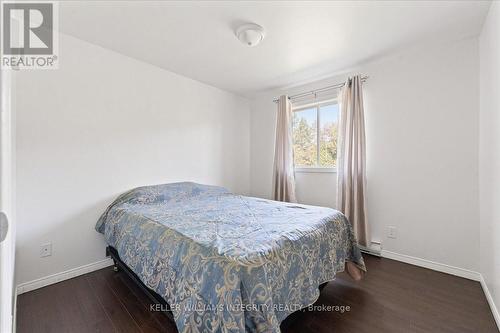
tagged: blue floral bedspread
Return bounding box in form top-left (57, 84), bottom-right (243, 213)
top-left (96, 182), bottom-right (365, 333)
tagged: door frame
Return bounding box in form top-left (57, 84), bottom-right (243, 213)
top-left (0, 68), bottom-right (15, 333)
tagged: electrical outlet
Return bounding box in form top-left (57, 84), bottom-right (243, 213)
top-left (388, 226), bottom-right (397, 239)
top-left (40, 242), bottom-right (52, 257)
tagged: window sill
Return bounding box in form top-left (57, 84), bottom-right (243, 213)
top-left (295, 167), bottom-right (337, 173)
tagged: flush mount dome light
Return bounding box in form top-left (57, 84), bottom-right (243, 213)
top-left (236, 23), bottom-right (265, 47)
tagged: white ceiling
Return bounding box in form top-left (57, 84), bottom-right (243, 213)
top-left (59, 1), bottom-right (491, 96)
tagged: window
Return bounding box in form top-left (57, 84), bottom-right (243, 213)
top-left (292, 101), bottom-right (339, 170)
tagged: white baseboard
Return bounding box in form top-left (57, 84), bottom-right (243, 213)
top-left (16, 258), bottom-right (113, 295)
top-left (479, 274), bottom-right (500, 331)
top-left (380, 249), bottom-right (499, 330)
top-left (380, 250), bottom-right (481, 281)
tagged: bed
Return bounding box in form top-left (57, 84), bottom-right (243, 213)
top-left (96, 182), bottom-right (365, 333)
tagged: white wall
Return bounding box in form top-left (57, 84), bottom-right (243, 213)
top-left (14, 33), bottom-right (250, 285)
top-left (479, 1), bottom-right (500, 325)
top-left (250, 37), bottom-right (480, 272)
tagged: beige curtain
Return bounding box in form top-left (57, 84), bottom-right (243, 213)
top-left (337, 76), bottom-right (369, 247)
top-left (272, 95), bottom-right (297, 202)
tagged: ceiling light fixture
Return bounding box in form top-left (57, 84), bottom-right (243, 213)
top-left (235, 23), bottom-right (265, 47)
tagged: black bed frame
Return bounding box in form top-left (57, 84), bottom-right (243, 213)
top-left (106, 246), bottom-right (327, 327)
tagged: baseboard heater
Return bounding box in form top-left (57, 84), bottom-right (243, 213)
top-left (359, 241), bottom-right (382, 257)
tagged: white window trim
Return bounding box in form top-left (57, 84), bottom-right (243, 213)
top-left (292, 98), bottom-right (338, 172)
top-left (291, 98), bottom-right (338, 111)
top-left (295, 167), bottom-right (337, 173)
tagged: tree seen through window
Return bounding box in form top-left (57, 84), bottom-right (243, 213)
top-left (292, 103), bottom-right (338, 168)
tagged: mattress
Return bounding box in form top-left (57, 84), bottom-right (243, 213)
top-left (96, 182), bottom-right (365, 333)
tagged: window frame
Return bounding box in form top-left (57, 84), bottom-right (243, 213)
top-left (292, 98), bottom-right (338, 173)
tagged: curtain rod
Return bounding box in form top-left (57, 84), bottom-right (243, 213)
top-left (272, 75), bottom-right (369, 103)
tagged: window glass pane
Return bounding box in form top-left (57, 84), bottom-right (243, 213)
top-left (292, 107), bottom-right (317, 166)
top-left (319, 103), bottom-right (339, 167)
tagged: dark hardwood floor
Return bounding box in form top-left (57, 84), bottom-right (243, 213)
top-left (17, 255), bottom-right (498, 333)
